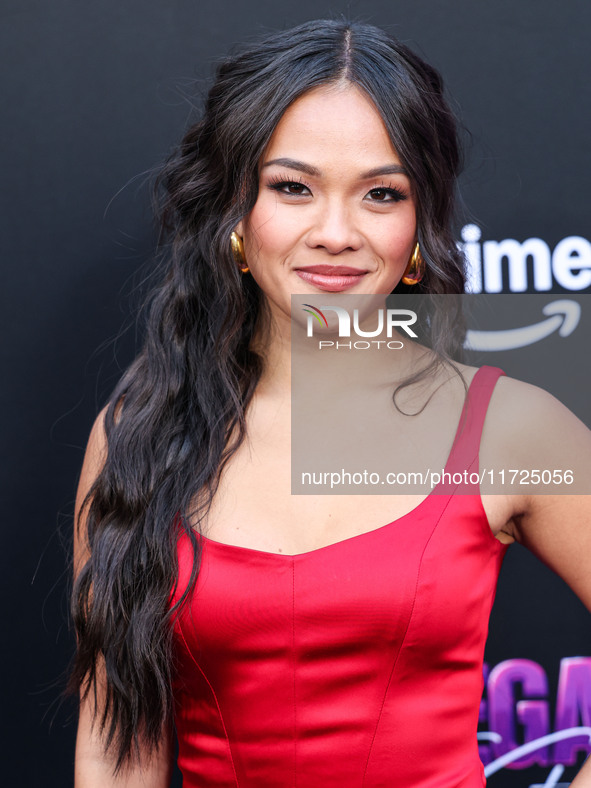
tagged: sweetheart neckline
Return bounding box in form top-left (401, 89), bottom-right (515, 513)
top-left (191, 483), bottom-right (505, 559)
top-left (182, 367), bottom-right (507, 560)
top-left (196, 487), bottom-right (443, 558)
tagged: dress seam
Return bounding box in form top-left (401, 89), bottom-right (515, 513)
top-left (178, 617), bottom-right (240, 787)
top-left (361, 492), bottom-right (456, 785)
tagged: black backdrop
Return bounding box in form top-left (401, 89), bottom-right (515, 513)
top-left (2, 1), bottom-right (590, 786)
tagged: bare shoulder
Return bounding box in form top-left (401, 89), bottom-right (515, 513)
top-left (75, 400), bottom-right (124, 520)
top-left (79, 397), bottom-right (126, 475)
top-left (481, 372), bottom-right (591, 504)
top-left (490, 372), bottom-right (581, 417)
top-left (442, 365), bottom-right (591, 541)
top-left (443, 361), bottom-right (586, 438)
top-left (488, 374), bottom-right (590, 460)
top-left (481, 375), bottom-right (591, 613)
top-left (74, 398), bottom-right (125, 577)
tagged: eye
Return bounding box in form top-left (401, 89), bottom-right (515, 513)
top-left (366, 186), bottom-right (408, 203)
top-left (267, 177), bottom-right (312, 196)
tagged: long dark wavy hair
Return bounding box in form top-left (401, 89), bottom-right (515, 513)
top-left (67, 18), bottom-right (467, 775)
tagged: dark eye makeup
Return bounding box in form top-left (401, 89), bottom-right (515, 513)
top-left (266, 173), bottom-right (408, 203)
top-left (267, 174), bottom-right (312, 196)
top-left (366, 186), bottom-right (408, 203)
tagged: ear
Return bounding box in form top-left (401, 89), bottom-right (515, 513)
top-left (234, 220), bottom-right (244, 237)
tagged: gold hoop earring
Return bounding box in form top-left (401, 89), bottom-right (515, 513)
top-left (230, 231), bottom-right (249, 273)
top-left (401, 243), bottom-right (425, 285)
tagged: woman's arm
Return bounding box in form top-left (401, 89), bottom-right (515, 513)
top-left (75, 657), bottom-right (174, 788)
top-left (498, 379), bottom-right (591, 783)
top-left (504, 379), bottom-right (591, 612)
top-left (517, 488), bottom-right (591, 786)
top-left (570, 755), bottom-right (591, 787)
top-left (73, 406), bottom-right (174, 787)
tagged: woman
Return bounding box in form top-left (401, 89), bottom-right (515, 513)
top-left (69, 19), bottom-right (591, 787)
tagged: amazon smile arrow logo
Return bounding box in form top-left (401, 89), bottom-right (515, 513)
top-left (464, 300), bottom-right (581, 351)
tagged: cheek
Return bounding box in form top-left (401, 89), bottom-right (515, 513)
top-left (245, 198), bottom-right (301, 261)
top-left (374, 219), bottom-right (417, 266)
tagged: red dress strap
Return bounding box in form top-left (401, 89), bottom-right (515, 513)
top-left (443, 365), bottom-right (506, 479)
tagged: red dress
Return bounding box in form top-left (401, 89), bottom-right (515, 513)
top-left (170, 366), bottom-right (508, 787)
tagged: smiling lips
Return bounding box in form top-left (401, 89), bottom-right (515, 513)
top-left (295, 264), bottom-right (368, 292)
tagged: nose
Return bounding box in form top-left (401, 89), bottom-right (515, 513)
top-left (305, 200), bottom-right (363, 255)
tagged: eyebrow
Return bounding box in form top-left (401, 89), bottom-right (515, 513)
top-left (261, 157), bottom-right (409, 179)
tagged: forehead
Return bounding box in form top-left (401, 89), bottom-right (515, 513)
top-left (262, 84), bottom-right (401, 166)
